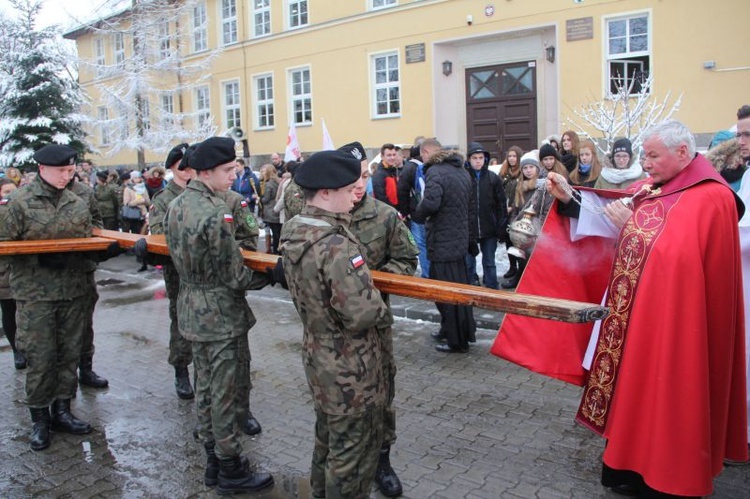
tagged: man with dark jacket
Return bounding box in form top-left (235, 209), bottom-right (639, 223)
top-left (231, 159), bottom-right (260, 213)
top-left (465, 142), bottom-right (507, 289)
top-left (412, 149), bottom-right (477, 353)
top-left (371, 143), bottom-right (400, 209)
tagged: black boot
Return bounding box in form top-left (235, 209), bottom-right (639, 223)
top-left (375, 444), bottom-right (403, 497)
top-left (174, 366), bottom-right (194, 400)
top-left (217, 456), bottom-right (274, 495)
top-left (14, 350), bottom-right (27, 370)
top-left (79, 357), bottom-right (109, 388)
top-left (239, 411), bottom-right (262, 436)
top-left (204, 442), bottom-right (250, 487)
top-left (501, 260), bottom-right (525, 289)
top-left (51, 399), bottom-right (92, 435)
top-left (29, 407), bottom-right (51, 451)
top-left (503, 255), bottom-right (518, 279)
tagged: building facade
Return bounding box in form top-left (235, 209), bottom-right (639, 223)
top-left (65, 0), bottom-right (750, 168)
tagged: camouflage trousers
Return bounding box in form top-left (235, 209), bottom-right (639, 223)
top-left (80, 272), bottom-right (98, 360)
top-left (311, 408), bottom-right (383, 499)
top-left (16, 296), bottom-right (86, 408)
top-left (193, 336), bottom-right (243, 459)
top-left (163, 264), bottom-right (193, 367)
top-left (379, 325), bottom-right (397, 446)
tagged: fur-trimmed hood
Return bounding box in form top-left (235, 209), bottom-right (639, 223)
top-left (424, 149), bottom-right (464, 171)
top-left (705, 138), bottom-right (742, 172)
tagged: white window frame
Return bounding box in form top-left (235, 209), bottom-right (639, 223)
top-left (287, 0), bottom-right (308, 30)
top-left (370, 50), bottom-right (401, 118)
top-left (192, 2), bottom-right (208, 52)
top-left (604, 11), bottom-right (651, 96)
top-left (158, 21), bottom-right (170, 60)
top-left (160, 93), bottom-right (174, 128)
top-left (94, 37), bottom-right (105, 76)
top-left (113, 32), bottom-right (125, 66)
top-left (97, 106), bottom-right (110, 145)
top-left (141, 99), bottom-right (151, 131)
top-left (220, 0), bottom-right (238, 46)
top-left (288, 66), bottom-right (312, 126)
top-left (222, 79), bottom-right (242, 129)
top-left (254, 73), bottom-right (274, 130)
top-left (370, 0), bottom-right (397, 10)
top-left (252, 0), bottom-right (271, 38)
top-left (195, 85), bottom-right (212, 129)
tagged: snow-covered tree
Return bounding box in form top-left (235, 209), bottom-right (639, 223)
top-left (81, 0), bottom-right (221, 168)
top-left (566, 75), bottom-right (683, 156)
top-left (0, 0), bottom-right (88, 170)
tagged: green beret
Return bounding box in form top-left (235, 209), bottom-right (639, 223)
top-left (190, 137), bottom-right (237, 171)
top-left (295, 150), bottom-right (361, 189)
top-left (33, 144), bottom-right (77, 167)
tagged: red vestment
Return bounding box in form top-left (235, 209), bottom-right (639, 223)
top-left (492, 155), bottom-right (749, 496)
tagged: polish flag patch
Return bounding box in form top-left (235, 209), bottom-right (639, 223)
top-left (223, 213), bottom-right (234, 223)
top-left (0, 199), bottom-right (7, 205)
top-left (350, 254), bottom-right (365, 269)
top-left (240, 200), bottom-right (248, 208)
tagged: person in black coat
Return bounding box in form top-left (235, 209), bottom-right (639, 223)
top-left (464, 142), bottom-right (507, 289)
top-left (412, 149), bottom-right (477, 353)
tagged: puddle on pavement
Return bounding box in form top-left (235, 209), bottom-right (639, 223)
top-left (243, 473), bottom-right (314, 499)
top-left (102, 292), bottom-right (157, 307)
top-left (118, 331), bottom-right (154, 345)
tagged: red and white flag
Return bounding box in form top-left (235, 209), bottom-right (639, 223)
top-left (284, 123), bottom-right (301, 162)
top-left (321, 119), bottom-right (335, 151)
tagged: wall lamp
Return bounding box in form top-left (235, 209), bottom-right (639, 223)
top-left (545, 45), bottom-right (556, 64)
top-left (442, 60), bottom-right (453, 76)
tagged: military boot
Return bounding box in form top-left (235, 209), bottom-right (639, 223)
top-left (29, 407), bottom-right (51, 451)
top-left (79, 357), bottom-right (109, 388)
top-left (174, 366), bottom-right (194, 400)
top-left (216, 456), bottom-right (274, 495)
top-left (51, 399), bottom-right (92, 435)
top-left (239, 411), bottom-right (262, 436)
top-left (375, 444), bottom-right (403, 497)
top-left (204, 442), bottom-right (250, 487)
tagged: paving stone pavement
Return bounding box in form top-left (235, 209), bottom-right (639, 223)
top-left (0, 254), bottom-right (748, 498)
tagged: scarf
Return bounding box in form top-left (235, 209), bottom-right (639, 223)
top-left (578, 163), bottom-right (592, 175)
top-left (599, 163), bottom-right (644, 184)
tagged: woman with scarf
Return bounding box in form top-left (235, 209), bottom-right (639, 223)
top-left (498, 146), bottom-right (524, 280)
top-left (594, 138), bottom-right (645, 190)
top-left (569, 139), bottom-right (602, 188)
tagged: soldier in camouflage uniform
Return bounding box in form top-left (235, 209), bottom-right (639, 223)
top-left (339, 142), bottom-right (418, 497)
top-left (164, 137), bottom-right (273, 494)
top-left (94, 170), bottom-right (120, 230)
top-left (0, 178), bottom-right (25, 369)
top-left (283, 177), bottom-right (305, 220)
top-left (0, 145), bottom-right (95, 451)
top-left (280, 149), bottom-right (390, 499)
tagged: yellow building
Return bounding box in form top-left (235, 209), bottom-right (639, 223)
top-left (65, 0), bottom-right (750, 168)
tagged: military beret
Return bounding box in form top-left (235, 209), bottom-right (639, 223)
top-left (165, 143), bottom-right (189, 169)
top-left (295, 149), bottom-right (361, 190)
top-left (96, 170), bottom-right (108, 181)
top-left (337, 141), bottom-right (367, 162)
top-left (190, 137), bottom-right (237, 171)
top-left (33, 144), bottom-right (77, 167)
top-left (177, 143), bottom-right (200, 171)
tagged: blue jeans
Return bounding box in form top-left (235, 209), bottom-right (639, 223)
top-left (465, 237), bottom-right (499, 289)
top-left (410, 221), bottom-right (430, 278)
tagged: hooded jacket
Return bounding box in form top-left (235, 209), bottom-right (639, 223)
top-left (466, 142), bottom-right (507, 239)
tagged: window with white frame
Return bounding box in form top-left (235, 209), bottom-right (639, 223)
top-left (223, 80), bottom-right (242, 128)
top-left (253, 0), bottom-right (271, 37)
top-left (371, 0), bottom-right (397, 10)
top-left (254, 74), bottom-right (274, 129)
top-left (97, 106), bottom-right (110, 145)
top-left (113, 33), bottom-right (125, 66)
top-left (116, 103), bottom-right (129, 140)
top-left (158, 21), bottom-right (170, 59)
top-left (372, 51), bottom-right (400, 117)
top-left (141, 99), bottom-right (151, 131)
top-left (192, 2), bottom-right (208, 52)
top-left (221, 0), bottom-right (238, 45)
top-left (606, 13), bottom-right (650, 95)
top-left (289, 67), bottom-right (312, 125)
top-left (94, 38), bottom-right (105, 76)
top-left (288, 0), bottom-right (308, 29)
top-left (195, 85), bottom-right (212, 129)
top-left (161, 94), bottom-right (174, 128)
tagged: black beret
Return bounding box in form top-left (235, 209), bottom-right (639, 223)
top-left (33, 144), bottom-right (77, 167)
top-left (177, 143), bottom-right (200, 171)
top-left (190, 137), bottom-right (237, 171)
top-left (96, 170), bottom-right (108, 181)
top-left (165, 143), bottom-right (189, 169)
top-left (338, 141), bottom-right (367, 162)
top-left (295, 150), bottom-right (361, 190)
top-left (539, 144), bottom-right (560, 161)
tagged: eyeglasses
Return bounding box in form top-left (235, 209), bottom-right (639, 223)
top-left (736, 131), bottom-right (750, 139)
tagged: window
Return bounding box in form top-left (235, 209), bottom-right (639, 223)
top-left (288, 0), bottom-right (308, 29)
top-left (289, 67), bottom-right (312, 125)
top-left (97, 106), bottom-right (110, 145)
top-left (94, 38), bottom-right (105, 76)
top-left (371, 0), bottom-right (397, 10)
top-left (253, 0), bottom-right (271, 37)
top-left (192, 2), bottom-right (208, 52)
top-left (223, 80), bottom-right (242, 128)
top-left (113, 33), bottom-right (125, 66)
top-left (254, 74), bottom-right (274, 129)
top-left (158, 21), bottom-right (170, 60)
top-left (606, 13), bottom-right (650, 94)
top-left (161, 93), bottom-right (174, 128)
top-left (221, 0), bottom-right (238, 45)
top-left (372, 52), bottom-right (400, 117)
top-left (141, 99), bottom-right (151, 131)
top-left (195, 85), bottom-right (212, 129)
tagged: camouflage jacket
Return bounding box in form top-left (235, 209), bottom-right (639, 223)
top-left (68, 180), bottom-right (103, 230)
top-left (217, 189), bottom-right (260, 251)
top-left (0, 175), bottom-right (92, 301)
top-left (280, 205), bottom-right (390, 415)
top-left (283, 179), bottom-right (305, 220)
top-left (148, 179), bottom-right (184, 235)
top-left (0, 196), bottom-right (11, 300)
top-left (94, 182), bottom-right (120, 220)
top-left (164, 180), bottom-right (259, 342)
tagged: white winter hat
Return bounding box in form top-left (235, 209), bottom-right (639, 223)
top-left (129, 171), bottom-right (142, 180)
top-left (520, 150), bottom-right (540, 168)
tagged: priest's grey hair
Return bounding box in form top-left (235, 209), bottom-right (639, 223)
top-left (642, 119), bottom-right (696, 157)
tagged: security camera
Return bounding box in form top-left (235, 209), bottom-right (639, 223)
top-left (466, 14), bottom-right (473, 26)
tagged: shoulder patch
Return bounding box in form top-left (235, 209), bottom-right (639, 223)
top-left (245, 215), bottom-right (256, 228)
top-left (240, 200), bottom-right (248, 208)
top-left (224, 213), bottom-right (234, 223)
top-left (0, 198), bottom-right (8, 205)
top-left (350, 254), bottom-right (365, 269)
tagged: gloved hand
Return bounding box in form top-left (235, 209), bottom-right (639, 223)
top-left (134, 238), bottom-right (149, 264)
top-left (468, 241), bottom-right (480, 257)
top-left (101, 241), bottom-right (124, 261)
top-left (38, 252), bottom-right (69, 269)
top-left (266, 257), bottom-right (288, 290)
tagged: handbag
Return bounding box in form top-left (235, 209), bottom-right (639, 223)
top-left (121, 205), bottom-right (143, 221)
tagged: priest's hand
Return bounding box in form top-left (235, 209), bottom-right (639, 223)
top-left (545, 172), bottom-right (572, 203)
top-left (603, 199), bottom-right (633, 229)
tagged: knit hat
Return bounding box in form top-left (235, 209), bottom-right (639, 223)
top-left (295, 150), bottom-right (361, 189)
top-left (33, 144), bottom-right (77, 167)
top-left (520, 151), bottom-right (540, 168)
top-left (612, 138), bottom-right (633, 158)
top-left (129, 171), bottom-right (141, 180)
top-left (538, 144), bottom-right (560, 161)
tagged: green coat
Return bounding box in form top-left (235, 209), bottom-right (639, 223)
top-left (94, 182), bottom-right (120, 220)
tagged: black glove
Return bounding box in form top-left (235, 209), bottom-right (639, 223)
top-left (468, 241), bottom-right (480, 257)
top-left (97, 241), bottom-right (124, 262)
top-left (134, 238), bottom-right (149, 264)
top-left (38, 252), bottom-right (70, 269)
top-left (266, 257), bottom-right (288, 290)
